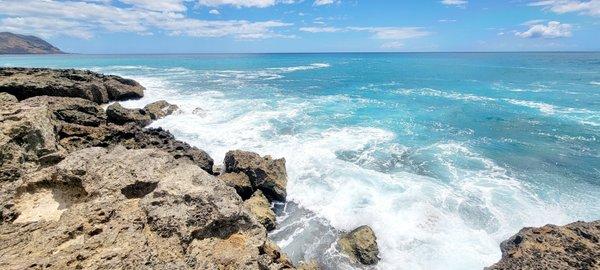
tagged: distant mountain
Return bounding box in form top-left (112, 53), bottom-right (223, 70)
top-left (0, 32), bottom-right (64, 54)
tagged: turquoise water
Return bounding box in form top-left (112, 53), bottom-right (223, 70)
top-left (2, 53), bottom-right (599, 269)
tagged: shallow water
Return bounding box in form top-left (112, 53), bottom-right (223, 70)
top-left (2, 53), bottom-right (599, 269)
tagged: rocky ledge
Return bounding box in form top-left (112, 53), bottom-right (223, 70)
top-left (0, 68), bottom-right (295, 269)
top-left (488, 220), bottom-right (600, 270)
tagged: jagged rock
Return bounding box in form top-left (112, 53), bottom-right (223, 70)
top-left (106, 102), bottom-right (151, 126)
top-left (224, 150), bottom-right (287, 202)
top-left (0, 67), bottom-right (144, 103)
top-left (0, 146), bottom-right (289, 269)
top-left (338, 225), bottom-right (380, 265)
top-left (144, 100), bottom-right (179, 120)
top-left (218, 172), bottom-right (254, 200)
top-left (487, 220), bottom-right (600, 270)
top-left (125, 128), bottom-right (214, 174)
top-left (297, 260), bottom-right (320, 270)
top-left (244, 190), bottom-right (276, 231)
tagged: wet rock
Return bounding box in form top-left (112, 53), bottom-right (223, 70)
top-left (0, 146), bottom-right (289, 269)
top-left (144, 100), bottom-right (179, 120)
top-left (244, 190), bottom-right (276, 231)
top-left (0, 67), bottom-right (144, 103)
top-left (224, 150), bottom-right (287, 202)
top-left (218, 172), bottom-right (253, 200)
top-left (338, 225), bottom-right (380, 265)
top-left (487, 220), bottom-right (600, 270)
top-left (192, 107), bottom-right (207, 117)
top-left (106, 102), bottom-right (151, 126)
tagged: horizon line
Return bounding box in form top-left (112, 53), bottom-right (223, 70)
top-left (3, 50), bottom-right (599, 56)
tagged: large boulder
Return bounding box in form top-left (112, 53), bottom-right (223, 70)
top-left (144, 100), bottom-right (179, 120)
top-left (0, 146), bottom-right (291, 269)
top-left (487, 220), bottom-right (600, 270)
top-left (338, 225), bottom-right (380, 265)
top-left (244, 190), bottom-right (276, 231)
top-left (0, 67), bottom-right (144, 103)
top-left (224, 150), bottom-right (287, 202)
top-left (106, 102), bottom-right (151, 126)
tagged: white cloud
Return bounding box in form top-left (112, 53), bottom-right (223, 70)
top-left (299, 26), bottom-right (343, 32)
top-left (119, 0), bottom-right (187, 12)
top-left (515, 21), bottom-right (573, 38)
top-left (209, 9), bottom-right (221, 14)
top-left (529, 0), bottom-right (600, 16)
top-left (440, 0), bottom-right (468, 8)
top-left (197, 0), bottom-right (299, 8)
top-left (381, 41), bottom-right (404, 49)
top-left (314, 0), bottom-right (340, 6)
top-left (0, 0), bottom-right (292, 39)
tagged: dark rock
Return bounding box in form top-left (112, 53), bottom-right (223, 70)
top-left (218, 172), bottom-right (253, 200)
top-left (338, 225), bottom-right (380, 265)
top-left (0, 67), bottom-right (144, 103)
top-left (106, 102), bottom-right (151, 126)
top-left (487, 220), bottom-right (600, 270)
top-left (224, 150), bottom-right (287, 202)
top-left (144, 100), bottom-right (179, 120)
top-left (243, 190), bottom-right (276, 231)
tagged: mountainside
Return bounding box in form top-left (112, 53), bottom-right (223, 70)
top-left (0, 32), bottom-right (64, 54)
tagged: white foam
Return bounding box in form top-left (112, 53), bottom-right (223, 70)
top-left (591, 81), bottom-right (600, 86)
top-left (395, 88), bottom-right (496, 102)
top-left (268, 63), bottom-right (331, 73)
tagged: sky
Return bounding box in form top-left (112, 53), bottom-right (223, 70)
top-left (0, 0), bottom-right (598, 53)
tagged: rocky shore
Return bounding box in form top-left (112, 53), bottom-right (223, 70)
top-left (0, 67), bottom-right (598, 270)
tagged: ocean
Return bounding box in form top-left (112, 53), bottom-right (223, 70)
top-left (2, 53), bottom-right (599, 269)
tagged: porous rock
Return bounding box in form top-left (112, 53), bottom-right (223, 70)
top-left (144, 100), bottom-right (179, 120)
top-left (244, 190), bottom-right (276, 231)
top-left (218, 172), bottom-right (254, 200)
top-left (0, 67), bottom-right (144, 103)
top-left (0, 146), bottom-right (290, 269)
top-left (224, 150), bottom-right (287, 202)
top-left (487, 220), bottom-right (600, 270)
top-left (106, 102), bottom-right (151, 126)
top-left (338, 225), bottom-right (380, 265)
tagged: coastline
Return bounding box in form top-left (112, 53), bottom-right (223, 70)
top-left (3, 68), bottom-right (596, 269)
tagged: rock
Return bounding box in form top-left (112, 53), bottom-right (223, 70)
top-left (124, 128), bottom-right (214, 174)
top-left (338, 225), bottom-right (380, 265)
top-left (144, 100), bottom-right (179, 120)
top-left (297, 260), bottom-right (320, 270)
top-left (224, 150), bottom-right (287, 202)
top-left (487, 220), bottom-right (600, 270)
top-left (0, 67), bottom-right (144, 103)
top-left (218, 172), bottom-right (254, 200)
top-left (0, 32), bottom-right (63, 54)
top-left (0, 146), bottom-right (290, 269)
top-left (0, 92), bottom-right (17, 104)
top-left (106, 102), bottom-right (151, 126)
top-left (192, 107), bottom-right (207, 117)
top-left (244, 190), bottom-right (276, 231)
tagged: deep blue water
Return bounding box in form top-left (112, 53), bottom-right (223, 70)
top-left (2, 53), bottom-right (599, 269)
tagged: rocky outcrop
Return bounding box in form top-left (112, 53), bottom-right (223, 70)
top-left (144, 100), bottom-right (179, 120)
top-left (338, 225), bottom-right (380, 265)
top-left (0, 146), bottom-right (290, 269)
top-left (487, 221), bottom-right (600, 270)
top-left (224, 150), bottom-right (287, 202)
top-left (106, 102), bottom-right (152, 126)
top-left (0, 68), bottom-right (144, 103)
top-left (0, 68), bottom-right (292, 269)
top-left (244, 190), bottom-right (276, 231)
top-left (297, 260), bottom-right (320, 270)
